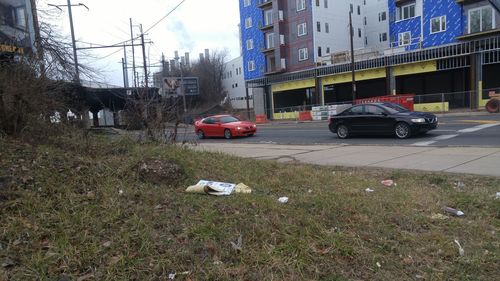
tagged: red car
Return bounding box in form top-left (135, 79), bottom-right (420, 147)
top-left (194, 115), bottom-right (257, 139)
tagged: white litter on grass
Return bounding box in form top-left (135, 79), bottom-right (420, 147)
top-left (278, 197), bottom-right (289, 204)
top-left (118, 189), bottom-right (124, 195)
top-left (168, 272), bottom-right (176, 280)
top-left (496, 192), bottom-right (500, 199)
top-left (454, 239), bottom-right (465, 256)
top-left (376, 262), bottom-right (381, 268)
top-left (365, 188), bottom-right (375, 193)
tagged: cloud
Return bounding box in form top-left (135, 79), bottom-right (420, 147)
top-left (168, 19), bottom-right (195, 52)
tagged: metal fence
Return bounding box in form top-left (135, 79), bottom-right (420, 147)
top-left (204, 88), bottom-right (499, 122)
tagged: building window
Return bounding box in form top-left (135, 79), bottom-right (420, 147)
top-left (245, 17), bottom-right (252, 28)
top-left (325, 22), bottom-right (329, 33)
top-left (379, 11), bottom-right (386, 21)
top-left (324, 0), bottom-right (328, 8)
top-left (430, 16), bottom-right (446, 34)
top-left (397, 3), bottom-right (415, 21)
top-left (357, 5), bottom-right (360, 15)
top-left (235, 83), bottom-right (238, 88)
top-left (246, 39), bottom-right (254, 50)
top-left (297, 0), bottom-right (306, 11)
top-left (248, 60), bottom-right (255, 71)
top-left (318, 46), bottom-right (322, 57)
top-left (350, 4), bottom-right (353, 13)
top-left (468, 6), bottom-right (494, 34)
top-left (326, 47), bottom-right (330, 54)
top-left (244, 0), bottom-right (251, 7)
top-left (379, 32), bottom-right (387, 42)
top-left (398, 31), bottom-right (411, 46)
top-left (264, 9), bottom-right (273, 26)
top-left (315, 0), bottom-right (320, 7)
top-left (14, 7), bottom-right (26, 29)
top-left (297, 22), bottom-right (307, 36)
top-left (317, 21), bottom-right (321, 32)
top-left (364, 37), bottom-right (367, 46)
top-left (298, 47), bottom-right (308, 61)
top-left (266, 32), bottom-right (275, 49)
top-left (358, 28), bottom-right (361, 38)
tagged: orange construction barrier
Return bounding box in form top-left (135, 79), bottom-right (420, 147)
top-left (255, 114), bottom-right (268, 124)
top-left (298, 111), bottom-right (312, 121)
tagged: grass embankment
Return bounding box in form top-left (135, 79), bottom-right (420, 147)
top-left (0, 136), bottom-right (499, 280)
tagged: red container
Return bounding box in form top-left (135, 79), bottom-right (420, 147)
top-left (255, 114), bottom-right (268, 124)
top-left (298, 111), bottom-right (312, 121)
top-left (353, 94), bottom-right (415, 111)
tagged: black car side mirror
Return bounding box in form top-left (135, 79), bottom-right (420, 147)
top-left (381, 112), bottom-right (388, 116)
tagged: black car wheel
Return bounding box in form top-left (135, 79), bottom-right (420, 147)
top-left (336, 124), bottom-right (349, 139)
top-left (197, 130), bottom-right (205, 139)
top-left (224, 129), bottom-right (232, 139)
top-left (395, 122), bottom-right (411, 139)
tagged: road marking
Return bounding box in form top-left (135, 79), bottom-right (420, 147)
top-left (433, 129), bottom-right (457, 132)
top-left (457, 120), bottom-right (500, 124)
top-left (412, 141), bottom-right (437, 146)
top-left (457, 123), bottom-right (499, 133)
top-left (434, 134), bottom-right (459, 140)
top-left (412, 134), bottom-right (459, 146)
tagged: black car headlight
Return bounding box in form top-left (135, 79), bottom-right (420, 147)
top-left (411, 118), bottom-right (426, 123)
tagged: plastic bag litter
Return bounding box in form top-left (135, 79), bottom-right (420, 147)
top-left (365, 188), bottom-right (375, 193)
top-left (454, 239), bottom-right (465, 256)
top-left (278, 197), bottom-right (289, 203)
top-left (381, 179), bottom-right (396, 187)
top-left (185, 180), bottom-right (252, 196)
top-left (443, 206), bottom-right (465, 217)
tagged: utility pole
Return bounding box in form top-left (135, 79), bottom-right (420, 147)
top-left (349, 11), bottom-right (357, 101)
top-left (130, 18), bottom-right (137, 88)
top-left (141, 33), bottom-right (148, 89)
top-left (121, 58), bottom-right (127, 87)
top-left (67, 0), bottom-right (79, 83)
top-left (49, 1), bottom-right (88, 82)
top-left (245, 87), bottom-right (251, 119)
top-left (123, 44), bottom-right (128, 87)
top-left (180, 61), bottom-right (187, 113)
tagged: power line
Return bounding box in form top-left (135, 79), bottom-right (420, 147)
top-left (144, 0), bottom-right (187, 34)
top-left (102, 0), bottom-right (188, 48)
top-left (92, 48), bottom-right (123, 62)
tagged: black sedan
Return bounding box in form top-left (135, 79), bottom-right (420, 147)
top-left (329, 103), bottom-right (438, 139)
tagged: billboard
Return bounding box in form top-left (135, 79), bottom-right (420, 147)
top-left (162, 77), bottom-right (199, 96)
top-left (0, 0), bottom-right (37, 55)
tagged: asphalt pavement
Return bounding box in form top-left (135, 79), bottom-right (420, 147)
top-left (197, 113), bottom-right (500, 147)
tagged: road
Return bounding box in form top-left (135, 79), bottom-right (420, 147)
top-left (195, 114), bottom-right (500, 147)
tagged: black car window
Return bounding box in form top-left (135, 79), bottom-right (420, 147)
top-left (203, 118), bottom-right (215, 124)
top-left (365, 105), bottom-right (386, 115)
top-left (382, 103), bottom-right (409, 114)
top-left (347, 105), bottom-right (364, 115)
top-left (219, 116), bottom-right (239, 123)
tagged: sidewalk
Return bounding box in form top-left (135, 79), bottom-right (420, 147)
top-left (194, 143), bottom-right (500, 177)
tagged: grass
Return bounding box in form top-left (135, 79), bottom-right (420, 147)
top-left (0, 135), bottom-right (499, 280)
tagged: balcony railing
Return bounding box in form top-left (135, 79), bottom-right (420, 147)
top-left (257, 0), bottom-right (272, 8)
top-left (245, 35), bottom-right (500, 87)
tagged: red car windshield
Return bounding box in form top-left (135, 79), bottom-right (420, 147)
top-left (219, 116), bottom-right (239, 123)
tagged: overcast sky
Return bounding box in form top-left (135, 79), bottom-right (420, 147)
top-left (38, 0), bottom-right (241, 86)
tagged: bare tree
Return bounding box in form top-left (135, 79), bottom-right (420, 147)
top-left (191, 49), bottom-right (228, 105)
top-left (0, 18), bottom-right (93, 137)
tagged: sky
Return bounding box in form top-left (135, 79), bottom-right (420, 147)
top-left (38, 0), bottom-right (242, 86)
